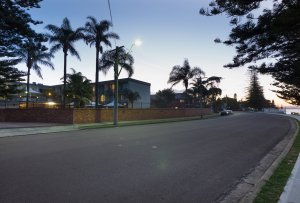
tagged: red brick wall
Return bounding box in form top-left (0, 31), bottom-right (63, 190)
top-left (87, 108), bottom-right (212, 123)
top-left (0, 109), bottom-right (6, 122)
top-left (0, 108), bottom-right (212, 124)
top-left (0, 109), bottom-right (74, 123)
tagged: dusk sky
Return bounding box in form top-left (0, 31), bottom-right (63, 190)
top-left (21, 0), bottom-right (290, 106)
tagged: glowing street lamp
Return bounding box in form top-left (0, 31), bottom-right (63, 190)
top-left (134, 39), bottom-right (142, 47)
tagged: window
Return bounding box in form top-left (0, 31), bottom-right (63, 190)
top-left (100, 95), bottom-right (105, 102)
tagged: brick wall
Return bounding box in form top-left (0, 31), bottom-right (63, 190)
top-left (73, 108), bottom-right (212, 123)
top-left (0, 109), bottom-right (74, 123)
top-left (0, 108), bottom-right (212, 124)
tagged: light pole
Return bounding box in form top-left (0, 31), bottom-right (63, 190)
top-left (113, 39), bottom-right (142, 126)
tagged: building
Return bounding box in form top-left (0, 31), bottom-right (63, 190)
top-left (2, 78), bottom-right (151, 109)
top-left (96, 78), bottom-right (151, 108)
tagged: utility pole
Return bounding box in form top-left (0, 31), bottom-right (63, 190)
top-left (113, 46), bottom-right (121, 125)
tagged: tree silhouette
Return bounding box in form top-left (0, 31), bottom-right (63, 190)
top-left (123, 89), bottom-right (140, 108)
top-left (65, 68), bottom-right (93, 108)
top-left (100, 47), bottom-right (134, 80)
top-left (168, 59), bottom-right (205, 105)
top-left (81, 16), bottom-right (119, 108)
top-left (152, 88), bottom-right (176, 108)
top-left (100, 46), bottom-right (134, 124)
top-left (190, 76), bottom-right (222, 108)
top-left (200, 0), bottom-right (300, 105)
top-left (0, 0), bottom-right (44, 59)
top-left (15, 41), bottom-right (54, 108)
top-left (245, 71), bottom-right (266, 110)
top-left (0, 59), bottom-right (26, 100)
top-left (45, 18), bottom-right (84, 108)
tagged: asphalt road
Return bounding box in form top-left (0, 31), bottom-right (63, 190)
top-left (0, 113), bottom-right (294, 203)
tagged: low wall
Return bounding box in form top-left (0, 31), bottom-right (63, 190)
top-left (0, 108), bottom-right (212, 124)
top-left (93, 108), bottom-right (211, 123)
top-left (0, 109), bottom-right (74, 124)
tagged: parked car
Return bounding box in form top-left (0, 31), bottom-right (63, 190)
top-left (220, 109), bottom-right (233, 116)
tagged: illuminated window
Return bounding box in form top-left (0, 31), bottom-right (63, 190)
top-left (100, 95), bottom-right (105, 102)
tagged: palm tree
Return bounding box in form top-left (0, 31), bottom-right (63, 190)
top-left (81, 16), bottom-right (119, 108)
top-left (168, 59), bottom-right (204, 106)
top-left (190, 76), bottom-right (222, 108)
top-left (65, 68), bottom-right (93, 108)
top-left (100, 46), bottom-right (134, 124)
top-left (123, 89), bottom-right (140, 108)
top-left (45, 17), bottom-right (83, 108)
top-left (15, 41), bottom-right (54, 108)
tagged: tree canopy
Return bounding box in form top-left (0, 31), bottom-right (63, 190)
top-left (0, 0), bottom-right (44, 58)
top-left (200, 0), bottom-right (300, 105)
top-left (123, 89), bottom-right (140, 108)
top-left (65, 68), bottom-right (93, 108)
top-left (0, 59), bottom-right (26, 98)
top-left (152, 88), bottom-right (176, 108)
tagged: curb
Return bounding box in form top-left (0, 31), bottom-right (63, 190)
top-left (0, 114), bottom-right (220, 138)
top-left (219, 117), bottom-right (299, 203)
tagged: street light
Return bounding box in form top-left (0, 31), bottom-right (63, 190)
top-left (113, 39), bottom-right (142, 126)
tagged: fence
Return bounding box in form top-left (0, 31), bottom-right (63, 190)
top-left (0, 108), bottom-right (212, 124)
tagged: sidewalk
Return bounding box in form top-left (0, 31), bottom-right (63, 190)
top-left (0, 122), bottom-right (77, 138)
top-left (0, 115), bottom-right (215, 138)
top-left (278, 114), bottom-right (300, 203)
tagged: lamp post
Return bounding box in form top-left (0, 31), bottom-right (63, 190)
top-left (113, 39), bottom-right (142, 126)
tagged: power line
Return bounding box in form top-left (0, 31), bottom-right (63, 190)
top-left (107, 0), bottom-right (116, 47)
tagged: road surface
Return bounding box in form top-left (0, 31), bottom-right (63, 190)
top-left (0, 113), bottom-right (294, 202)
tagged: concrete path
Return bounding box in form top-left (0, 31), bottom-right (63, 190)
top-left (0, 122), bottom-right (76, 137)
top-left (279, 115), bottom-right (300, 203)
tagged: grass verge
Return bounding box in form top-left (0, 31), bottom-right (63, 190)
top-left (254, 121), bottom-right (300, 203)
top-left (77, 113), bottom-right (219, 130)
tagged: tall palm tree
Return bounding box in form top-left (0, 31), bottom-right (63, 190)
top-left (15, 41), bottom-right (54, 108)
top-left (100, 46), bottom-right (134, 79)
top-left (45, 17), bottom-right (83, 108)
top-left (81, 16), bottom-right (119, 108)
top-left (168, 59), bottom-right (204, 105)
top-left (100, 46), bottom-right (134, 124)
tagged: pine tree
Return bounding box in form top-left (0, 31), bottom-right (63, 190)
top-left (0, 59), bottom-right (26, 98)
top-left (0, 0), bottom-right (44, 59)
top-left (245, 71), bottom-right (266, 110)
top-left (200, 0), bottom-right (300, 105)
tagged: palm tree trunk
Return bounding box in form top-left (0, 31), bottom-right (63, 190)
top-left (26, 67), bottom-right (30, 109)
top-left (63, 51), bottom-right (67, 108)
top-left (185, 87), bottom-right (188, 108)
top-left (95, 48), bottom-right (99, 108)
top-left (113, 62), bottom-right (118, 125)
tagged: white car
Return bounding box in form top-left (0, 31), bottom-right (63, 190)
top-left (220, 109), bottom-right (233, 116)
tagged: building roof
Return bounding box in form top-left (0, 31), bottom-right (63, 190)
top-left (20, 78), bottom-right (151, 88)
top-left (96, 78), bottom-right (151, 86)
